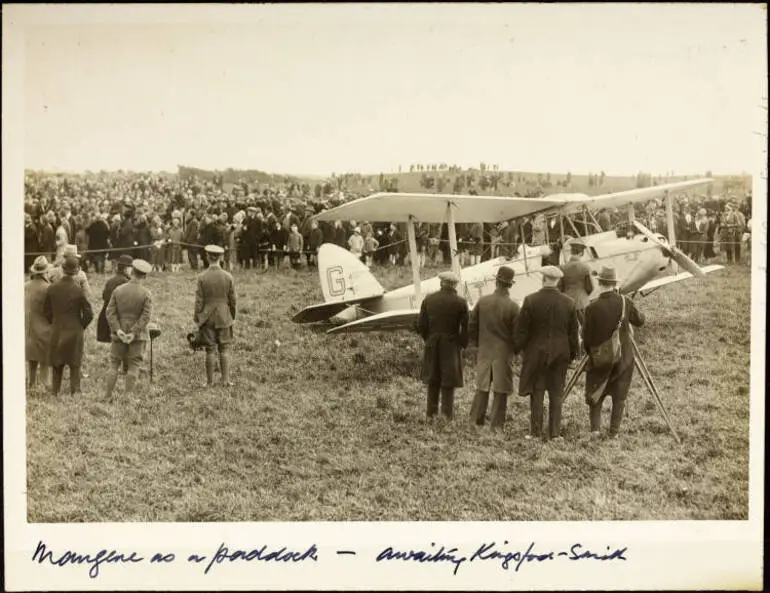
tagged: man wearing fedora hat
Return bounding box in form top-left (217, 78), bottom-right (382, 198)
top-left (43, 255), bottom-right (94, 396)
top-left (582, 265), bottom-right (645, 438)
top-left (97, 254), bottom-right (133, 345)
top-left (416, 271), bottom-right (469, 421)
top-left (195, 244), bottom-right (237, 387)
top-left (468, 266), bottom-right (521, 429)
top-left (26, 256), bottom-right (53, 391)
top-left (105, 258), bottom-right (154, 398)
top-left (47, 244), bottom-right (92, 300)
top-left (515, 265), bottom-right (579, 441)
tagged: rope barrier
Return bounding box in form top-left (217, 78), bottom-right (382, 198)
top-left (22, 235), bottom-right (750, 258)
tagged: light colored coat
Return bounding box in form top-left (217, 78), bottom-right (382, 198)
top-left (558, 258), bottom-right (595, 311)
top-left (25, 276), bottom-right (52, 363)
top-left (47, 266), bottom-right (92, 301)
top-left (469, 289), bottom-right (521, 393)
top-left (194, 264), bottom-right (236, 329)
top-left (106, 280), bottom-right (153, 342)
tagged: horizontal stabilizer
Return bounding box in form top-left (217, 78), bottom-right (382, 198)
top-left (326, 309), bottom-right (419, 334)
top-left (292, 297), bottom-right (381, 324)
top-left (636, 265), bottom-right (723, 295)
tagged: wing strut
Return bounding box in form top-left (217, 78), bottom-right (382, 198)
top-left (519, 220), bottom-right (529, 272)
top-left (663, 190), bottom-right (678, 274)
top-left (446, 202), bottom-right (462, 282)
top-left (407, 215), bottom-right (422, 301)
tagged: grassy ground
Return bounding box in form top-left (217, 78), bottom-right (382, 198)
top-left (26, 256), bottom-right (752, 522)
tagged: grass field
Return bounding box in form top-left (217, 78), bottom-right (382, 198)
top-left (26, 257), bottom-right (753, 522)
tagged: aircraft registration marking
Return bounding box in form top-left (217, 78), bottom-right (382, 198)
top-left (327, 266), bottom-right (346, 297)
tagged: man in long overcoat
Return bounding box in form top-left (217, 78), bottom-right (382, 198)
top-left (468, 266), bottom-right (520, 429)
top-left (515, 265), bottom-right (579, 440)
top-left (416, 271), bottom-right (469, 420)
top-left (44, 256), bottom-right (94, 396)
top-left (26, 256), bottom-right (53, 390)
top-left (195, 245), bottom-right (237, 387)
top-left (105, 258), bottom-right (154, 398)
top-left (558, 242), bottom-right (595, 327)
top-left (582, 266), bottom-right (645, 438)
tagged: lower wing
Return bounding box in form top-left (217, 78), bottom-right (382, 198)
top-left (292, 296), bottom-right (382, 324)
top-left (636, 265), bottom-right (724, 296)
top-left (326, 309), bottom-right (419, 334)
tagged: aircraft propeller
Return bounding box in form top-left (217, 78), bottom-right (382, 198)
top-left (632, 220), bottom-right (704, 277)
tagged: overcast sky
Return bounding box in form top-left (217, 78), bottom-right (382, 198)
top-left (11, 4), bottom-right (767, 176)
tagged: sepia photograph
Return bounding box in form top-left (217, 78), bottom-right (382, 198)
top-left (4, 3), bottom-right (766, 590)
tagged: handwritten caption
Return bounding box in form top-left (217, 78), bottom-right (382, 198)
top-left (31, 539), bottom-right (627, 579)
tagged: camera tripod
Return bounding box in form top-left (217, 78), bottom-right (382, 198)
top-left (563, 335), bottom-right (681, 444)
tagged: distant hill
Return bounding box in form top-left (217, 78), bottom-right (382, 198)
top-left (177, 165), bottom-right (751, 198)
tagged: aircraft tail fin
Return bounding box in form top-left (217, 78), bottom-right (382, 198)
top-left (317, 243), bottom-right (385, 303)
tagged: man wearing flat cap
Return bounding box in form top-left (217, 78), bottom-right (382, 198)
top-left (468, 266), bottom-right (521, 429)
top-left (416, 271), bottom-right (469, 420)
top-left (105, 258), bottom-right (154, 398)
top-left (44, 255), bottom-right (94, 396)
top-left (195, 244), bottom-right (237, 387)
top-left (515, 265), bottom-right (579, 441)
top-left (582, 266), bottom-right (645, 438)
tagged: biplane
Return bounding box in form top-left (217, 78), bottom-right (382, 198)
top-left (292, 178), bottom-right (723, 334)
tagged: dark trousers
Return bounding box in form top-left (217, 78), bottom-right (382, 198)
top-left (28, 360), bottom-right (49, 388)
top-left (589, 393), bottom-right (626, 435)
top-left (90, 253), bottom-right (105, 274)
top-left (187, 248), bottom-right (199, 270)
top-left (529, 358), bottom-right (569, 438)
top-left (470, 390), bottom-right (509, 428)
top-left (427, 384), bottom-right (454, 419)
top-left (51, 364), bottom-right (81, 396)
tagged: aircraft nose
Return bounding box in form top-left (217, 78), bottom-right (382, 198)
top-left (619, 250), bottom-right (666, 294)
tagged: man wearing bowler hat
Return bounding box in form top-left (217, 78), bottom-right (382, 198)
top-left (515, 265), bottom-right (579, 441)
top-left (416, 270), bottom-right (469, 421)
top-left (195, 244), bottom-right (237, 387)
top-left (44, 255), bottom-right (94, 396)
top-left (582, 265), bottom-right (645, 438)
top-left (105, 258), bottom-right (154, 398)
top-left (468, 265), bottom-right (521, 429)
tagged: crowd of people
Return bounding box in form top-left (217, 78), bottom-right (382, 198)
top-left (23, 171), bottom-right (752, 280)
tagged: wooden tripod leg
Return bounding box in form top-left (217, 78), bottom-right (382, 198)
top-left (563, 354), bottom-right (589, 401)
top-left (631, 339), bottom-right (681, 444)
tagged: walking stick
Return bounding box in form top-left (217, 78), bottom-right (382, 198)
top-left (630, 336), bottom-right (681, 444)
top-left (563, 353), bottom-right (589, 401)
top-left (150, 338), bottom-right (155, 383)
top-left (148, 324), bottom-right (161, 384)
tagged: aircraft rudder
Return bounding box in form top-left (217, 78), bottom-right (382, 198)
top-left (317, 243), bottom-right (384, 303)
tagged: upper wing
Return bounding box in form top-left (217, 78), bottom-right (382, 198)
top-left (314, 192), bottom-right (563, 223)
top-left (326, 309), bottom-right (419, 334)
top-left (634, 265), bottom-right (724, 295)
top-left (314, 178), bottom-right (712, 224)
top-left (553, 178), bottom-right (714, 217)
